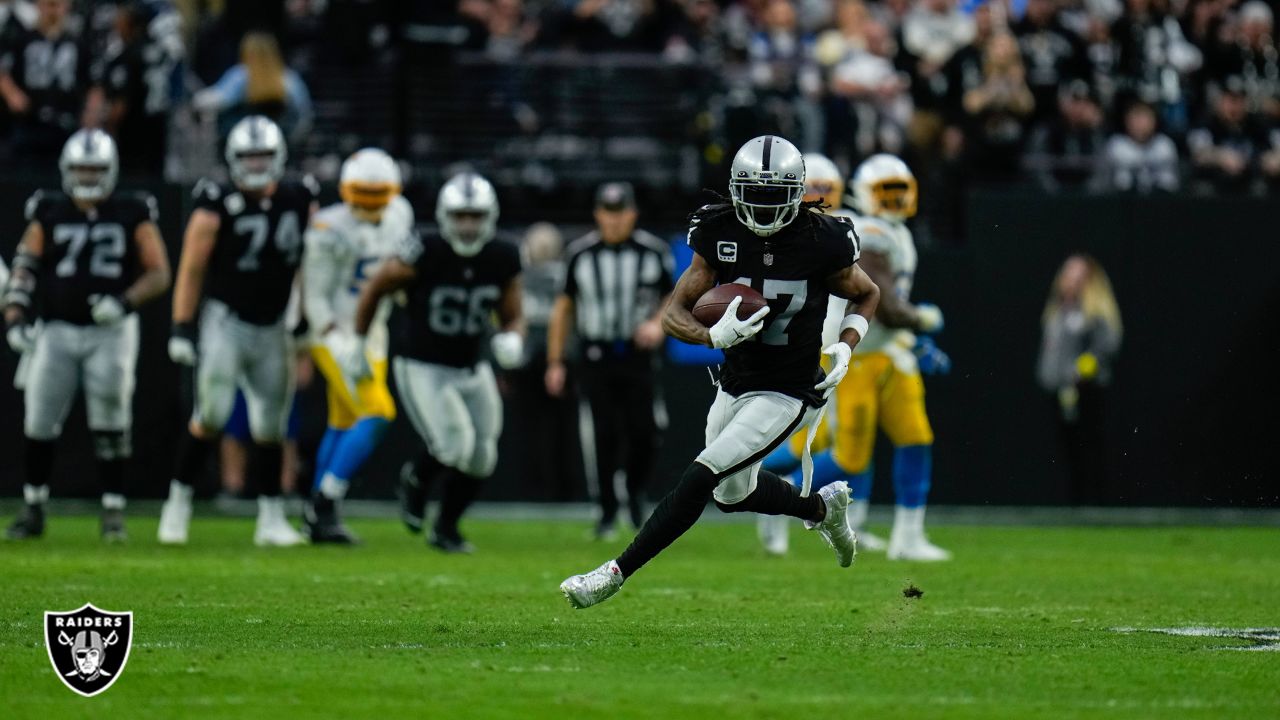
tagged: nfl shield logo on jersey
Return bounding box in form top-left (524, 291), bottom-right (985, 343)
top-left (44, 604), bottom-right (134, 697)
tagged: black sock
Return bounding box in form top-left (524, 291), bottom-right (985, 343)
top-left (249, 443), bottom-right (284, 497)
top-left (435, 472), bottom-right (479, 539)
top-left (97, 459), bottom-right (126, 497)
top-left (91, 430), bottom-right (129, 499)
top-left (414, 450), bottom-right (447, 500)
top-left (715, 470), bottom-right (824, 522)
top-left (174, 430), bottom-right (213, 489)
top-left (24, 437), bottom-right (56, 492)
top-left (616, 461), bottom-right (719, 578)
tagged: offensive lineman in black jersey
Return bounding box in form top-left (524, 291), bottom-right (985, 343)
top-left (3, 129), bottom-right (172, 540)
top-left (353, 172), bottom-right (524, 553)
top-left (158, 115), bottom-right (318, 546)
top-left (561, 136), bottom-right (882, 608)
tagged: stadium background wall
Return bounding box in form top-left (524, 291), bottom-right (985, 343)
top-left (0, 183), bottom-right (1275, 508)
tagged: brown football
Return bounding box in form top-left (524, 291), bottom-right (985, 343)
top-left (692, 283), bottom-right (768, 327)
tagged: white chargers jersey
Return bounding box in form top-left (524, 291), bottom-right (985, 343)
top-left (303, 196), bottom-right (415, 360)
top-left (822, 209), bottom-right (917, 356)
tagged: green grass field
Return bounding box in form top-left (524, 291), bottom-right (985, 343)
top-left (0, 515), bottom-right (1277, 719)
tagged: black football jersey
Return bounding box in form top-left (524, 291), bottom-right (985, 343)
top-left (192, 177), bottom-right (318, 325)
top-left (687, 205), bottom-right (860, 406)
top-left (395, 232), bottom-right (523, 368)
top-left (2, 27), bottom-right (93, 134)
top-left (26, 189), bottom-right (157, 325)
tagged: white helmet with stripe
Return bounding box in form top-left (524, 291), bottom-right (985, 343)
top-left (849, 154), bottom-right (917, 221)
top-left (340, 148), bottom-right (401, 220)
top-left (729, 135), bottom-right (806, 236)
top-left (436, 172), bottom-right (499, 257)
top-left (60, 129), bottom-right (118, 203)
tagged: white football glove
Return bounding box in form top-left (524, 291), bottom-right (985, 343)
top-left (708, 296), bottom-right (770, 350)
top-left (491, 331), bottom-right (524, 369)
top-left (814, 342), bottom-right (852, 396)
top-left (168, 336), bottom-right (197, 366)
top-left (90, 295), bottom-right (129, 326)
top-left (6, 323), bottom-right (36, 354)
top-left (914, 303), bottom-right (944, 334)
top-left (327, 331), bottom-right (371, 383)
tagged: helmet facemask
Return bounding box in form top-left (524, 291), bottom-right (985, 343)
top-left (867, 177), bottom-right (918, 221)
top-left (442, 209), bottom-right (495, 257)
top-left (230, 148), bottom-right (284, 192)
top-left (730, 177), bottom-right (804, 237)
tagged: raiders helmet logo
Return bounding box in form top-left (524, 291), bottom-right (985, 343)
top-left (44, 603), bottom-right (133, 697)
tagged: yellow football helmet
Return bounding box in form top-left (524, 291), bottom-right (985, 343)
top-left (849, 154), bottom-right (917, 221)
top-left (802, 152), bottom-right (843, 208)
top-left (339, 148), bottom-right (401, 220)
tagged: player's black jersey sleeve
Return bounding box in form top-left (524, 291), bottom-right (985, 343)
top-left (28, 191), bottom-right (151, 325)
top-left (199, 179), bottom-right (313, 326)
top-left (396, 234), bottom-right (521, 369)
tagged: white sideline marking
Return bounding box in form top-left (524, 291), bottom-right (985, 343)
top-left (1112, 626), bottom-right (1280, 651)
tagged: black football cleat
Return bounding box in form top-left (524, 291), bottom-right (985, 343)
top-left (101, 509), bottom-right (127, 543)
top-left (305, 497), bottom-right (361, 545)
top-left (398, 461), bottom-right (427, 535)
top-left (429, 529), bottom-right (474, 555)
top-left (7, 504), bottom-right (45, 540)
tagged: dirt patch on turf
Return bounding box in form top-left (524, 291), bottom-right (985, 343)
top-left (902, 584), bottom-right (924, 599)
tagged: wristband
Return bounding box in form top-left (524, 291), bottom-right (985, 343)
top-left (839, 313), bottom-right (869, 341)
top-left (173, 321), bottom-right (197, 342)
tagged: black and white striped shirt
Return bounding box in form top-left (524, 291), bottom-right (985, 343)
top-left (562, 229), bottom-right (674, 349)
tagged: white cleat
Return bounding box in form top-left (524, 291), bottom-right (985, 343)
top-left (254, 497), bottom-right (307, 547)
top-left (887, 535), bottom-right (952, 562)
top-left (886, 505), bottom-right (952, 561)
top-left (805, 481), bottom-right (857, 567)
top-left (157, 480), bottom-right (193, 545)
top-left (560, 559), bottom-right (625, 609)
top-left (757, 514), bottom-right (790, 556)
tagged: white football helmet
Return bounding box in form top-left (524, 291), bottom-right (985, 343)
top-left (60, 129), bottom-right (118, 203)
top-left (729, 135), bottom-right (806, 236)
top-left (436, 172), bottom-right (499, 257)
top-left (225, 115), bottom-right (287, 191)
top-left (802, 152), bottom-right (843, 208)
top-left (340, 148), bottom-right (401, 220)
top-left (849, 154), bottom-right (917, 222)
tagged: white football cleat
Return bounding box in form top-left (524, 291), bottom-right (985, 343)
top-left (805, 481), bottom-right (857, 567)
top-left (254, 496), bottom-right (307, 547)
top-left (560, 559), bottom-right (625, 609)
top-left (757, 514), bottom-right (790, 556)
top-left (887, 506), bottom-right (952, 562)
top-left (157, 480), bottom-right (193, 545)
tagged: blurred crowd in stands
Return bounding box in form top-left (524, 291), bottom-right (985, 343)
top-left (1, 0), bottom-right (1277, 210)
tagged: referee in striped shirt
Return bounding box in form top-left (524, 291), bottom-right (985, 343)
top-left (545, 182), bottom-right (674, 540)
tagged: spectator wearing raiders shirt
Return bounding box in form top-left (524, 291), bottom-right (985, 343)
top-left (545, 182), bottom-right (674, 540)
top-left (0, 0), bottom-right (101, 166)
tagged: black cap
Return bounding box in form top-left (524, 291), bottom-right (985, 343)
top-left (595, 181), bottom-right (636, 211)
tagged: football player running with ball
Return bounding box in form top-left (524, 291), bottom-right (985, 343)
top-left (4, 129), bottom-right (171, 540)
top-left (560, 136), bottom-right (880, 608)
top-left (159, 116), bottom-right (317, 547)
top-left (354, 172), bottom-right (524, 553)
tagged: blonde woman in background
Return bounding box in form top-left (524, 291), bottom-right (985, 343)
top-left (1037, 254), bottom-right (1122, 505)
top-left (193, 31), bottom-right (313, 140)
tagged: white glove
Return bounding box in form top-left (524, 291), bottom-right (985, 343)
top-left (6, 323), bottom-right (36, 354)
top-left (168, 336), bottom-right (197, 366)
top-left (814, 342), bottom-right (852, 396)
top-left (327, 331), bottom-right (371, 383)
top-left (90, 295), bottom-right (129, 326)
top-left (491, 331), bottom-right (524, 369)
top-left (708, 296), bottom-right (770, 350)
top-left (915, 303), bottom-right (944, 334)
